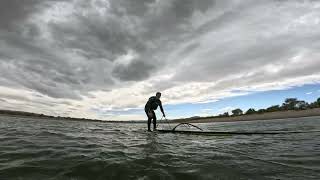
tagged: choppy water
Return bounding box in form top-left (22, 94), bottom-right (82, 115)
top-left (0, 115), bottom-right (320, 180)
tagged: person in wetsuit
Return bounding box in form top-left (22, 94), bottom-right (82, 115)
top-left (145, 92), bottom-right (166, 131)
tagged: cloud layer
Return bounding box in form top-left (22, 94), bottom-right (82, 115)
top-left (0, 0), bottom-right (320, 120)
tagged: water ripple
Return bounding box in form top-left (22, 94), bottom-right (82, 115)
top-left (0, 116), bottom-right (319, 179)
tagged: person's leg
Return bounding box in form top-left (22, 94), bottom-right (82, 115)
top-left (145, 110), bottom-right (151, 131)
top-left (152, 111), bottom-right (157, 130)
top-left (148, 117), bottom-right (152, 131)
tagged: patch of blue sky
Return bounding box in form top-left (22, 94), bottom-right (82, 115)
top-left (165, 84), bottom-right (320, 119)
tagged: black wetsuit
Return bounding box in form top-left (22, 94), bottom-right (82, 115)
top-left (144, 96), bottom-right (164, 131)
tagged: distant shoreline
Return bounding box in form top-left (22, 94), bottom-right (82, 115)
top-left (174, 108), bottom-right (320, 124)
top-left (1, 108), bottom-right (320, 124)
top-left (0, 113), bottom-right (143, 123)
top-left (0, 109), bottom-right (137, 123)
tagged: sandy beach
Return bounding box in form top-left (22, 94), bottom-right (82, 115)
top-left (173, 108), bottom-right (320, 124)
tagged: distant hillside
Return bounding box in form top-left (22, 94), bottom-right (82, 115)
top-left (0, 109), bottom-right (144, 123)
top-left (0, 109), bottom-right (101, 122)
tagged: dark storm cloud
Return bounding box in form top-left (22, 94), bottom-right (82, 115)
top-left (0, 0), bottom-right (40, 29)
top-left (0, 56), bottom-right (114, 99)
top-left (112, 60), bottom-right (156, 81)
top-left (109, 0), bottom-right (156, 17)
top-left (109, 0), bottom-right (214, 17)
top-left (140, 0), bottom-right (215, 40)
top-left (172, 28), bottom-right (320, 82)
top-left (31, 0), bottom-right (216, 89)
top-left (0, 0), bottom-right (68, 30)
top-left (1, 0), bottom-right (320, 119)
top-left (178, 42), bottom-right (201, 57)
top-left (48, 15), bottom-right (145, 61)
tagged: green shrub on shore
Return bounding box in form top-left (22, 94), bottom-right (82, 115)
top-left (226, 97), bottom-right (320, 117)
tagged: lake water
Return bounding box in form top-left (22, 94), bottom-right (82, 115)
top-left (0, 115), bottom-right (320, 180)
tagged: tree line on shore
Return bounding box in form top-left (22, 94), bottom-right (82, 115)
top-left (217, 97), bottom-right (320, 117)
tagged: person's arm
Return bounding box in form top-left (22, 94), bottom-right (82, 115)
top-left (159, 101), bottom-right (165, 117)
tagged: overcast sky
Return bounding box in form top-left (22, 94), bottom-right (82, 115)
top-left (0, 0), bottom-right (320, 120)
